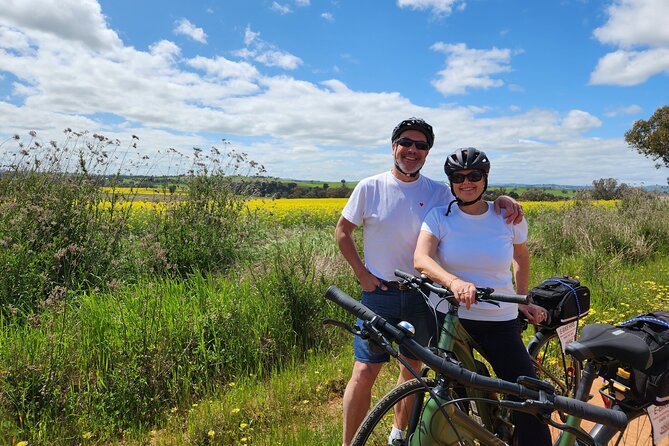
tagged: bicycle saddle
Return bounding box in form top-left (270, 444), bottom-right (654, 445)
top-left (565, 323), bottom-right (653, 370)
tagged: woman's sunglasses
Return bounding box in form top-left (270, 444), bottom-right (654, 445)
top-left (450, 171), bottom-right (485, 183)
top-left (395, 137), bottom-right (430, 151)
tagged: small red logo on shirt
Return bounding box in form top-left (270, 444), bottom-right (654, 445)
top-left (419, 202), bottom-right (424, 207)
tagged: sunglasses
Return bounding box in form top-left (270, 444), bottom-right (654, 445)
top-left (450, 171), bottom-right (485, 183)
top-left (395, 137), bottom-right (430, 151)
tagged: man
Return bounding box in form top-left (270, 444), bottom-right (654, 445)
top-left (335, 117), bottom-right (523, 446)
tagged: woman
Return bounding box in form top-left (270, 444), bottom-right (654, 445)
top-left (413, 147), bottom-right (551, 446)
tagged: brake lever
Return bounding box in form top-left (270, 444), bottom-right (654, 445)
top-left (322, 319), bottom-right (362, 336)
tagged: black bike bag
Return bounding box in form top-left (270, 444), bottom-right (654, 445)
top-left (528, 276), bottom-right (590, 328)
top-left (618, 311), bottom-right (669, 406)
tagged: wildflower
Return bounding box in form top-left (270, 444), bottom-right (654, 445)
top-left (229, 382), bottom-right (236, 387)
top-left (16, 442), bottom-right (28, 446)
top-left (231, 407), bottom-right (241, 414)
top-left (208, 430), bottom-right (215, 437)
top-left (240, 423), bottom-right (249, 429)
top-left (82, 432), bottom-right (93, 439)
top-left (170, 407), bottom-right (178, 413)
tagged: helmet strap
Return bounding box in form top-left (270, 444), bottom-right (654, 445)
top-left (446, 178), bottom-right (488, 215)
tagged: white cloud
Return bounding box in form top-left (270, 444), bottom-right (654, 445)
top-left (255, 50), bottom-right (302, 70)
top-left (561, 110), bottom-right (602, 133)
top-left (235, 25), bottom-right (303, 70)
top-left (173, 18), bottom-right (207, 44)
top-left (590, 48), bottom-right (669, 85)
top-left (397, 0), bottom-right (465, 16)
top-left (604, 104), bottom-right (642, 117)
top-left (594, 0), bottom-right (669, 47)
top-left (0, 0), bottom-right (121, 50)
top-left (271, 2), bottom-right (292, 15)
top-left (591, 0), bottom-right (669, 85)
top-left (187, 56), bottom-right (260, 81)
top-left (244, 26), bottom-right (260, 46)
top-left (0, 26), bottom-right (32, 52)
top-left (295, 0), bottom-right (310, 6)
top-left (149, 40), bottom-right (181, 61)
top-left (431, 43), bottom-right (512, 95)
top-left (321, 12), bottom-right (335, 22)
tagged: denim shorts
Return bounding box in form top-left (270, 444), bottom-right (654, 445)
top-left (353, 287), bottom-right (436, 363)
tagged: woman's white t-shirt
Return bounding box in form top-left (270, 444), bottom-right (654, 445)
top-left (421, 203), bottom-right (528, 322)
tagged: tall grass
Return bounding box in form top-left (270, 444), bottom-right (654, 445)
top-left (0, 229), bottom-right (356, 443)
top-left (0, 132), bottom-right (264, 317)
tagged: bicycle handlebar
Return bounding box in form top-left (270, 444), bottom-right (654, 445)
top-left (324, 285), bottom-right (627, 431)
top-left (394, 269), bottom-right (529, 305)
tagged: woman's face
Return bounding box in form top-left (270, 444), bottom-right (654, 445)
top-left (451, 169), bottom-right (486, 202)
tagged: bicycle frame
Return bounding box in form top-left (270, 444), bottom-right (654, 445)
top-left (432, 302), bottom-right (508, 435)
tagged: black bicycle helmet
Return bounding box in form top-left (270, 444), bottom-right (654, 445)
top-left (443, 147), bottom-right (491, 214)
top-left (444, 147), bottom-right (490, 176)
top-left (391, 117), bottom-right (434, 149)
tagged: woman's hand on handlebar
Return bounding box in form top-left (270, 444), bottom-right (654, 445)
top-left (450, 278), bottom-right (477, 310)
top-left (519, 303), bottom-right (548, 325)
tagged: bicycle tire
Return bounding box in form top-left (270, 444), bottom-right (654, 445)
top-left (527, 330), bottom-right (581, 399)
top-left (352, 378), bottom-right (437, 446)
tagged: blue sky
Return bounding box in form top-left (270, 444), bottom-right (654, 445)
top-left (1, 0), bottom-right (668, 185)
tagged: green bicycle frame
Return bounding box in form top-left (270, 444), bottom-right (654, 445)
top-left (411, 304), bottom-right (511, 445)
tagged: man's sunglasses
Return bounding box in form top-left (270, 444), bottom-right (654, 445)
top-left (450, 171), bottom-right (486, 183)
top-left (395, 138), bottom-right (430, 151)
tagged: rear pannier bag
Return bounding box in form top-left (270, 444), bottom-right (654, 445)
top-left (618, 311), bottom-right (669, 406)
top-left (528, 276), bottom-right (590, 328)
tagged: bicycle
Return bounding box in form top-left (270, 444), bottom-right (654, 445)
top-left (323, 273), bottom-right (627, 446)
top-left (391, 270), bottom-right (582, 444)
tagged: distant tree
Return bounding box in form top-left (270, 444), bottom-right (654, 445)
top-left (518, 189), bottom-right (562, 201)
top-left (322, 183), bottom-right (329, 190)
top-left (341, 179), bottom-right (346, 187)
top-left (590, 178), bottom-right (629, 200)
top-left (625, 106), bottom-right (669, 170)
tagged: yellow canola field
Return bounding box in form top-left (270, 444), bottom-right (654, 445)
top-left (101, 187), bottom-right (181, 195)
top-left (245, 198), bottom-right (617, 224)
top-left (96, 196), bottom-right (618, 225)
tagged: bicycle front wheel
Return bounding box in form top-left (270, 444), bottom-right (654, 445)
top-left (352, 378), bottom-right (437, 446)
top-left (527, 330), bottom-right (581, 399)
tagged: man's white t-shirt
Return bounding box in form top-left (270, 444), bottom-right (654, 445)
top-left (341, 171), bottom-right (453, 282)
top-left (421, 203), bottom-right (528, 322)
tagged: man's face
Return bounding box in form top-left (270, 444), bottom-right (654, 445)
top-left (392, 129), bottom-right (430, 176)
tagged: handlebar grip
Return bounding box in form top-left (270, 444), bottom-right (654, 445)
top-left (553, 395), bottom-right (627, 430)
top-left (325, 286), bottom-right (378, 321)
top-left (394, 269), bottom-right (418, 283)
top-left (489, 293), bottom-right (529, 304)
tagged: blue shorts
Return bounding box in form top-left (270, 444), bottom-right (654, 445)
top-left (353, 287), bottom-right (436, 363)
